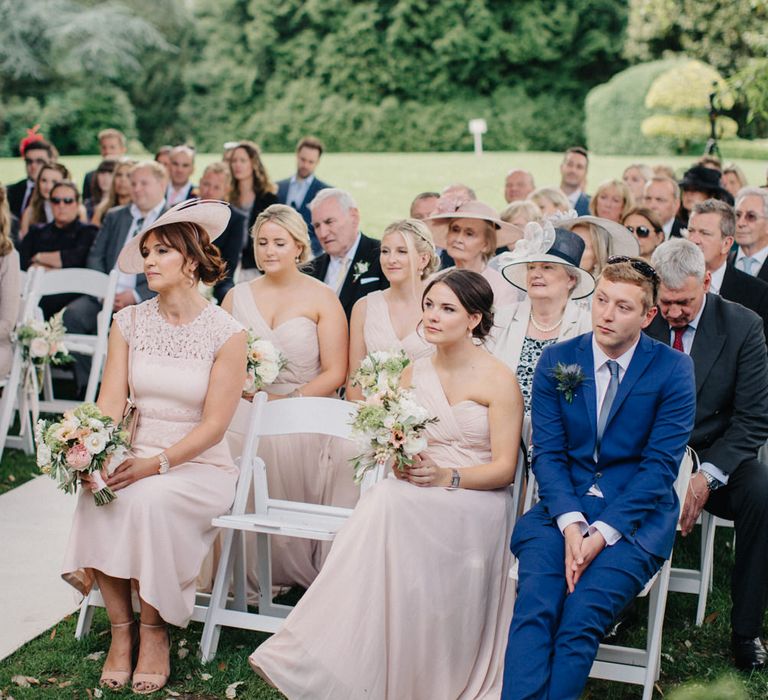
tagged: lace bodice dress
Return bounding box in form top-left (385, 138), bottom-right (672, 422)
top-left (249, 358), bottom-right (515, 699)
top-left (62, 298), bottom-right (244, 626)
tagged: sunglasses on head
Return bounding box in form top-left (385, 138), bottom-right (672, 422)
top-left (607, 255), bottom-right (660, 292)
top-left (625, 225), bottom-right (654, 238)
top-left (51, 196), bottom-right (76, 205)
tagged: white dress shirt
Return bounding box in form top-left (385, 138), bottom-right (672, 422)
top-left (565, 189), bottom-right (582, 210)
top-left (662, 218), bottom-right (675, 241)
top-left (734, 245), bottom-right (768, 277)
top-left (116, 200), bottom-right (166, 301)
top-left (286, 174), bottom-right (314, 209)
top-left (555, 336), bottom-right (640, 546)
top-left (665, 296), bottom-right (729, 486)
top-left (166, 183), bottom-right (191, 207)
top-left (709, 261), bottom-right (727, 295)
top-left (323, 234), bottom-right (361, 289)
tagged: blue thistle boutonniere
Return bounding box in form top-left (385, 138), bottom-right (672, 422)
top-left (552, 362), bottom-right (585, 403)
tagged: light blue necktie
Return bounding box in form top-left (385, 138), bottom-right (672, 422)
top-left (740, 256), bottom-right (756, 276)
top-left (595, 360), bottom-right (620, 460)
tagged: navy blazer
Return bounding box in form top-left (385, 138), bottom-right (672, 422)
top-left (277, 175), bottom-right (330, 253)
top-left (574, 192), bottom-right (591, 216)
top-left (6, 178), bottom-right (29, 219)
top-left (530, 332), bottom-right (696, 559)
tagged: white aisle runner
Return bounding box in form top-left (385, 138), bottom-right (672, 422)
top-left (0, 475), bottom-right (79, 661)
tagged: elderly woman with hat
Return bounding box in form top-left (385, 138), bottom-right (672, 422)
top-left (61, 200), bottom-right (247, 695)
top-left (678, 164), bottom-right (735, 225)
top-left (488, 223), bottom-right (593, 417)
top-left (425, 200), bottom-right (520, 306)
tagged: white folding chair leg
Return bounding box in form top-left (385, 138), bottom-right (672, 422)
top-left (642, 562), bottom-right (672, 700)
top-left (256, 532), bottom-right (292, 620)
top-left (75, 592), bottom-right (97, 640)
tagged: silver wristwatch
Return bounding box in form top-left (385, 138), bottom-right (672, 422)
top-left (446, 468), bottom-right (461, 491)
top-left (700, 470), bottom-right (721, 491)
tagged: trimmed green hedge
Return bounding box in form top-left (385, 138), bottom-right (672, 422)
top-left (585, 58), bottom-right (687, 155)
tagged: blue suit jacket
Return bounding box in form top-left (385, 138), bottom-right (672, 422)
top-left (529, 332), bottom-right (696, 559)
top-left (574, 192), bottom-right (591, 216)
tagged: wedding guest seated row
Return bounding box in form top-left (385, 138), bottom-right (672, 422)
top-left (84, 158), bottom-right (117, 222)
top-left (621, 206), bottom-right (665, 263)
top-left (503, 257), bottom-right (697, 699)
top-left (249, 269), bottom-right (524, 699)
top-left (92, 157), bottom-right (136, 227)
top-left (646, 238), bottom-right (768, 671)
top-left (81, 128), bottom-right (128, 202)
top-left (589, 178), bottom-right (633, 223)
top-left (222, 204), bottom-right (349, 590)
top-left (63, 160), bottom-right (168, 394)
top-left (61, 200), bottom-right (247, 695)
top-left (19, 162), bottom-right (71, 239)
top-left (0, 195), bottom-right (20, 377)
top-left (20, 181), bottom-right (99, 317)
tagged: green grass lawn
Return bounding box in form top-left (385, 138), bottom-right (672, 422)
top-left (0, 446), bottom-right (767, 699)
top-left (1, 150), bottom-right (766, 239)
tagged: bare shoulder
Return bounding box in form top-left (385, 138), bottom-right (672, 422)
top-left (475, 349), bottom-right (520, 399)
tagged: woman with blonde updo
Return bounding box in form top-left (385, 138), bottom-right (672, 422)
top-left (347, 219), bottom-right (440, 400)
top-left (93, 158), bottom-right (136, 226)
top-left (222, 204), bottom-right (348, 590)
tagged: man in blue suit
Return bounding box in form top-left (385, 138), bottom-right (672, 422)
top-left (276, 136), bottom-right (331, 256)
top-left (502, 258), bottom-right (697, 700)
top-left (559, 146), bottom-right (591, 216)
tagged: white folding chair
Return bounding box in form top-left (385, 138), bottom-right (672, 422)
top-left (199, 393), bottom-right (375, 662)
top-left (0, 268), bottom-right (41, 461)
top-left (589, 447), bottom-right (696, 700)
top-left (24, 268), bottom-right (118, 413)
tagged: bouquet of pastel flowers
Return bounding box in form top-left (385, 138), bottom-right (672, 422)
top-left (243, 331), bottom-right (287, 395)
top-left (349, 350), bottom-right (438, 484)
top-left (14, 311), bottom-right (73, 367)
top-left (35, 403), bottom-right (131, 506)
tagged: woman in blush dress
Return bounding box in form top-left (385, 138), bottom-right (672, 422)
top-left (425, 200), bottom-right (520, 306)
top-left (249, 269), bottom-right (523, 700)
top-left (222, 204), bottom-right (348, 589)
top-left (346, 218), bottom-right (439, 401)
top-left (61, 201), bottom-right (247, 695)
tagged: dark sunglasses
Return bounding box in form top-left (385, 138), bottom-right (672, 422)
top-left (607, 255), bottom-right (660, 292)
top-left (51, 196), bottom-right (76, 205)
top-left (25, 157), bottom-right (48, 166)
top-left (625, 225), bottom-right (654, 238)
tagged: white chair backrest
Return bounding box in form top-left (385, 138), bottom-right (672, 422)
top-left (31, 267), bottom-right (113, 299)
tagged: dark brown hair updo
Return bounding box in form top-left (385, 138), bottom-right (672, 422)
top-left (140, 221), bottom-right (227, 286)
top-left (422, 268), bottom-right (495, 340)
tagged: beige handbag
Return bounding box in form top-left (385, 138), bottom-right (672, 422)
top-left (121, 306), bottom-right (139, 443)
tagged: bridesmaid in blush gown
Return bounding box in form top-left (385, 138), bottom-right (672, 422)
top-left (222, 204), bottom-right (348, 590)
top-left (346, 218), bottom-right (439, 402)
top-left (249, 269), bottom-right (524, 700)
top-left (61, 201), bottom-right (247, 695)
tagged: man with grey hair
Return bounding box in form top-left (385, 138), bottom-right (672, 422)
top-left (166, 145), bottom-right (198, 206)
top-left (307, 188), bottom-right (387, 320)
top-left (732, 187), bottom-right (768, 282)
top-left (646, 237), bottom-right (768, 671)
top-left (687, 199), bottom-right (768, 340)
top-left (504, 169), bottom-right (535, 203)
top-left (644, 176), bottom-right (683, 240)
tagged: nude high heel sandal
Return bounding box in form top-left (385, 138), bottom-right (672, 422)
top-left (131, 623), bottom-right (170, 695)
top-left (99, 620), bottom-right (137, 690)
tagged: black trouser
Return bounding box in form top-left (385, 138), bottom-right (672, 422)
top-left (705, 457), bottom-right (768, 638)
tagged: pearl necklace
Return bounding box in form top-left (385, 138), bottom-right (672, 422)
top-left (529, 312), bottom-right (563, 333)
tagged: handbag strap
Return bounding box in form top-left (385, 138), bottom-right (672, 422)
top-left (127, 305), bottom-right (136, 401)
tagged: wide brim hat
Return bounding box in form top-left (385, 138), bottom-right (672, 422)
top-left (117, 199), bottom-right (231, 274)
top-left (499, 223), bottom-right (596, 300)
top-left (555, 214), bottom-right (640, 259)
top-left (424, 200), bottom-right (521, 249)
top-left (678, 165), bottom-right (734, 205)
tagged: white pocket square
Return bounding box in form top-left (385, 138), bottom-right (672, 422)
top-left (359, 276), bottom-right (379, 284)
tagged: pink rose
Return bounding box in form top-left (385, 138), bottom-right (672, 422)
top-left (390, 428), bottom-right (406, 449)
top-left (65, 443), bottom-right (92, 471)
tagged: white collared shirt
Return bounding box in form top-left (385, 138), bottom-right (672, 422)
top-left (166, 183), bottom-right (190, 207)
top-left (115, 200), bottom-right (166, 301)
top-left (555, 335), bottom-right (642, 547)
top-left (662, 218), bottom-right (675, 241)
top-left (709, 261), bottom-right (727, 295)
top-left (323, 233), bottom-right (361, 288)
top-left (565, 189), bottom-right (582, 209)
top-left (286, 174), bottom-right (314, 210)
top-left (734, 245), bottom-right (768, 276)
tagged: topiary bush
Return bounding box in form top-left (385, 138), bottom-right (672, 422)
top-left (585, 57), bottom-right (686, 155)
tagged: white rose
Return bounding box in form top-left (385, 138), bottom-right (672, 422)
top-left (87, 418), bottom-right (104, 431)
top-left (29, 337), bottom-right (50, 358)
top-left (403, 434), bottom-right (428, 456)
top-left (83, 431), bottom-right (108, 455)
top-left (36, 443), bottom-right (52, 467)
top-left (105, 446), bottom-right (129, 475)
top-left (257, 360), bottom-right (279, 385)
